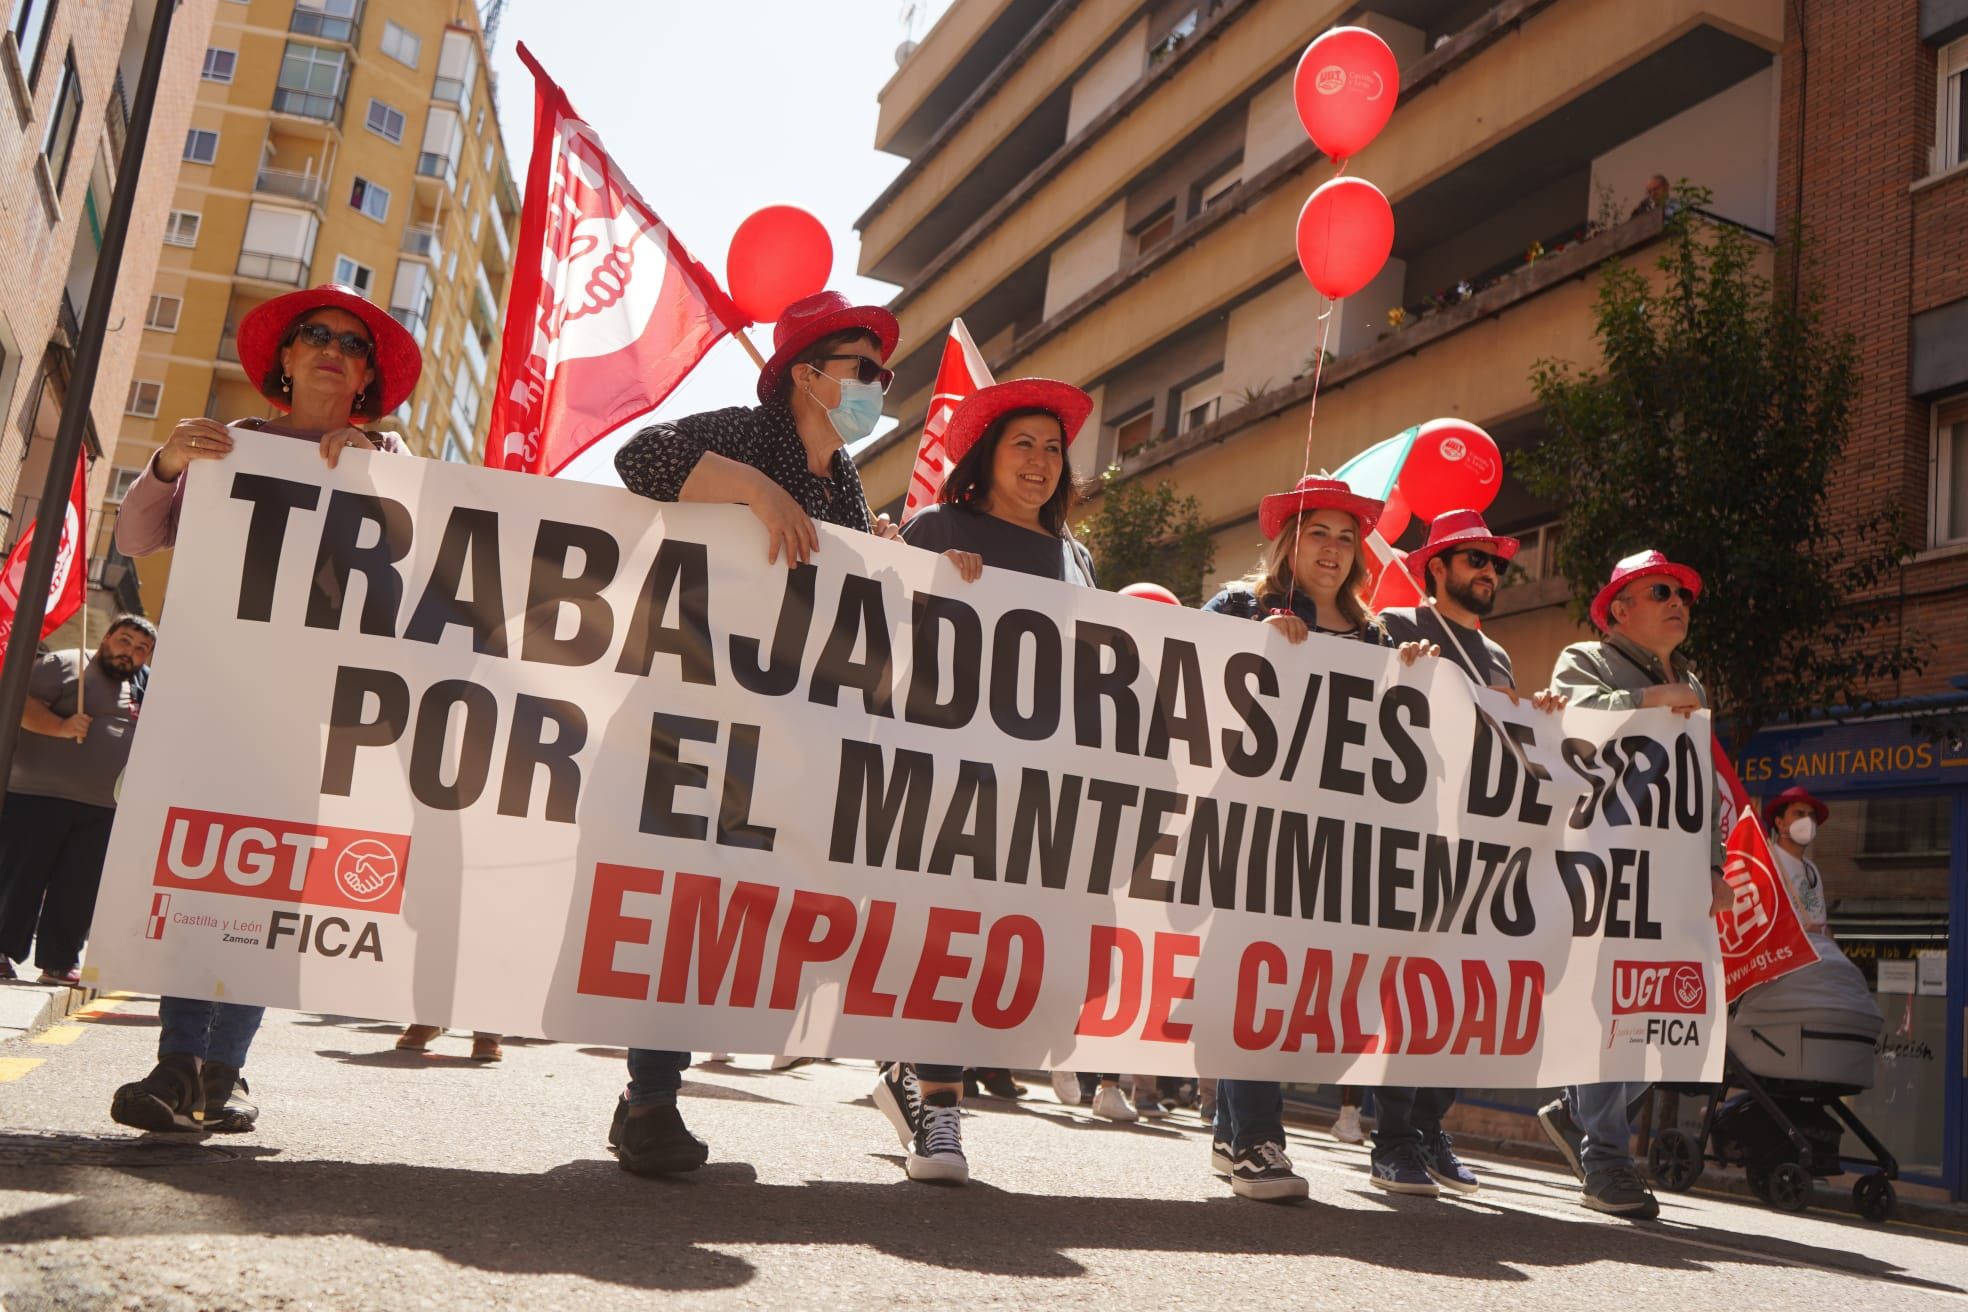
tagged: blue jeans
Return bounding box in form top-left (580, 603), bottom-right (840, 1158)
top-left (1214, 1079), bottom-right (1283, 1151)
top-left (158, 997), bottom-right (264, 1068)
top-left (1372, 1086), bottom-right (1458, 1157)
top-left (624, 1048), bottom-right (690, 1106)
top-left (1568, 1080), bottom-right (1650, 1172)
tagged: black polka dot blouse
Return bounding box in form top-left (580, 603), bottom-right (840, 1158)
top-left (614, 397), bottom-right (872, 533)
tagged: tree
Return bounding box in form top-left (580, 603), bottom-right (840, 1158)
top-left (1521, 190), bottom-right (1923, 752)
top-left (1076, 466), bottom-right (1217, 602)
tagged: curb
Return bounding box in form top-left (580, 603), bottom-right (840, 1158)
top-left (0, 980), bottom-right (101, 1044)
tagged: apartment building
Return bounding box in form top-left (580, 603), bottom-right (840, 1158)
top-left (111, 0), bottom-right (520, 616)
top-left (1, 0), bottom-right (216, 633)
top-left (856, 0), bottom-right (1966, 1199)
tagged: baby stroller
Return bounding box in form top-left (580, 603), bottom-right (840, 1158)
top-left (1648, 939), bottom-right (1898, 1221)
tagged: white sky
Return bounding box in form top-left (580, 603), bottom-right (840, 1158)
top-left (487, 2), bottom-right (943, 484)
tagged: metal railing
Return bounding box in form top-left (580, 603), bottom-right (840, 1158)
top-left (57, 292), bottom-right (81, 348)
top-left (271, 83), bottom-right (346, 125)
top-left (401, 224), bottom-right (440, 258)
top-left (414, 151), bottom-right (457, 186)
top-left (236, 249), bottom-right (309, 285)
top-left (289, 1), bottom-right (364, 45)
top-left (105, 71), bottom-right (130, 166)
top-left (254, 166), bottom-right (326, 205)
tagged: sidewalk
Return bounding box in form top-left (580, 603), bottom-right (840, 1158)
top-left (0, 976), bottom-right (99, 1043)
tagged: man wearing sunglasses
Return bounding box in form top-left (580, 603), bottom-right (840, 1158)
top-left (1539, 549), bottom-right (1731, 1219)
top-left (1370, 510), bottom-right (1564, 1197)
top-left (616, 290), bottom-right (900, 570)
top-left (606, 290), bottom-right (902, 1178)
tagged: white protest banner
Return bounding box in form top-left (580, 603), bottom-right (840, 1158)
top-left (89, 442), bottom-right (1724, 1087)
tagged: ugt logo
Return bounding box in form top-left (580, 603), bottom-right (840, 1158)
top-left (154, 808), bottom-right (411, 915)
top-left (1611, 961), bottom-right (1707, 1016)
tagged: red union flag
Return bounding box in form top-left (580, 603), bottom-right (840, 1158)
top-left (901, 318), bottom-right (994, 522)
top-left (0, 448), bottom-right (87, 652)
top-left (1718, 804), bottom-right (1820, 1000)
top-left (488, 45), bottom-right (746, 477)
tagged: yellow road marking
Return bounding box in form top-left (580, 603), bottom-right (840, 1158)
top-left (0, 1058), bottom-right (45, 1081)
top-left (30, 1025), bottom-right (84, 1044)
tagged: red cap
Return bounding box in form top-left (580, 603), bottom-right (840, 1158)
top-left (1257, 475), bottom-right (1384, 540)
top-left (756, 290), bottom-right (899, 403)
top-left (942, 379), bottom-right (1092, 464)
top-left (1406, 509), bottom-right (1519, 584)
top-left (1589, 549), bottom-right (1704, 631)
top-left (1761, 786), bottom-right (1828, 829)
top-left (237, 283), bottom-right (423, 419)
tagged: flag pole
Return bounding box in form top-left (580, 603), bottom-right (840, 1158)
top-left (0, 0), bottom-right (176, 807)
top-left (732, 328), bottom-right (767, 370)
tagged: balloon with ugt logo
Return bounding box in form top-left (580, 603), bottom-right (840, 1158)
top-left (1295, 176), bottom-right (1393, 301)
top-left (1397, 418), bottom-right (1503, 521)
top-left (1293, 26), bottom-right (1400, 162)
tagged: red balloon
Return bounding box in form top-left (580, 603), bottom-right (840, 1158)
top-left (1375, 485), bottom-right (1412, 543)
top-left (1295, 177), bottom-right (1393, 300)
top-left (1120, 582), bottom-right (1182, 605)
top-left (1399, 418), bottom-right (1503, 520)
top-left (726, 206), bottom-right (833, 324)
top-left (1368, 548), bottom-right (1423, 611)
top-left (1293, 27), bottom-right (1400, 162)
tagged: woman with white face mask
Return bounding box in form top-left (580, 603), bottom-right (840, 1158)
top-left (1764, 786), bottom-right (1830, 935)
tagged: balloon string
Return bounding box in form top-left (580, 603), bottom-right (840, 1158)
top-left (1284, 301), bottom-right (1338, 621)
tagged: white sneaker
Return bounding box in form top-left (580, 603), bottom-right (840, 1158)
top-left (906, 1102), bottom-right (969, 1184)
top-left (769, 1054), bottom-right (813, 1071)
top-left (1091, 1083), bottom-right (1138, 1123)
top-left (705, 1053), bottom-right (733, 1064)
top-left (1050, 1070), bottom-right (1084, 1106)
top-left (1331, 1105), bottom-right (1367, 1143)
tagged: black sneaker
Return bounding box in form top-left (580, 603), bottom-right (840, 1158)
top-left (110, 1055), bottom-right (204, 1133)
top-left (906, 1100), bottom-right (969, 1184)
top-left (1209, 1138), bottom-right (1235, 1175)
top-left (1422, 1131), bottom-right (1479, 1194)
top-left (872, 1061), bottom-right (920, 1149)
top-left (1582, 1164), bottom-right (1659, 1218)
top-left (1537, 1097), bottom-right (1586, 1181)
top-left (609, 1099), bottom-right (709, 1176)
top-left (198, 1063), bottom-right (258, 1133)
top-left (1229, 1141), bottom-right (1309, 1201)
top-left (976, 1068), bottom-right (1026, 1100)
top-left (1369, 1143), bottom-right (1441, 1196)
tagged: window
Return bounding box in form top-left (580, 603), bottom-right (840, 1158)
top-left (125, 379), bottom-right (162, 417)
top-left (1112, 406), bottom-right (1153, 455)
top-left (290, 0), bottom-right (358, 42)
top-left (275, 42), bottom-right (346, 119)
top-left (473, 106), bottom-right (484, 136)
top-left (105, 465), bottom-right (147, 503)
top-left (144, 294), bottom-right (182, 332)
top-left (12, 0), bottom-right (57, 89)
top-left (1131, 204), bottom-right (1175, 255)
top-left (183, 128), bottom-right (219, 164)
top-left (365, 97), bottom-right (405, 143)
top-left (1935, 397), bottom-right (1968, 545)
top-left (1175, 370), bottom-right (1222, 434)
top-left (349, 176), bottom-right (390, 222)
top-left (443, 431), bottom-right (469, 463)
top-left (1192, 159), bottom-right (1241, 216)
top-left (459, 176), bottom-right (472, 210)
top-left (41, 51), bottom-right (80, 191)
top-left (1938, 37), bottom-right (1968, 174)
top-left (163, 209), bottom-right (201, 246)
top-left (332, 255), bottom-right (374, 297)
top-left (201, 47), bottom-right (236, 83)
top-left (381, 19), bottom-right (421, 68)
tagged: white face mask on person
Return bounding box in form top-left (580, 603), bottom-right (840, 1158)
top-left (804, 370), bottom-right (884, 442)
top-left (1786, 816), bottom-right (1817, 846)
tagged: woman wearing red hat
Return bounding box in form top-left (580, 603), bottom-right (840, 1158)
top-left (108, 283), bottom-right (425, 1136)
top-left (866, 377), bottom-right (1124, 1185)
top-left (1197, 474), bottom-right (1435, 1201)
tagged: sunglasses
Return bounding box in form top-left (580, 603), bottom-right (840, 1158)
top-left (1455, 548), bottom-right (1507, 573)
top-left (814, 353), bottom-right (894, 393)
top-left (294, 321), bottom-right (374, 359)
top-left (1629, 582), bottom-right (1697, 606)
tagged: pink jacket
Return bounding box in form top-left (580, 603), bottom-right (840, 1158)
top-left (115, 422), bottom-right (406, 558)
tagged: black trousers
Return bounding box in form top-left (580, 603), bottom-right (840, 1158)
top-left (0, 792), bottom-right (115, 971)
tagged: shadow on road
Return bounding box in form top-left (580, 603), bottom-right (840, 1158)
top-left (0, 1133), bottom-right (1959, 1295)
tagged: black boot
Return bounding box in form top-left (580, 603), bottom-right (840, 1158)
top-left (609, 1099), bottom-right (709, 1176)
top-left (110, 1055), bottom-right (204, 1133)
top-left (199, 1062), bottom-right (258, 1133)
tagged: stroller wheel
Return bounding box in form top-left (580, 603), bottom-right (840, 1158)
top-left (1766, 1162), bottom-right (1812, 1213)
top-left (1853, 1173), bottom-right (1895, 1223)
top-left (1648, 1129), bottom-right (1703, 1192)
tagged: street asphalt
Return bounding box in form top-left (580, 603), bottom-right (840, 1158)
top-left (1, 993), bottom-right (1965, 1310)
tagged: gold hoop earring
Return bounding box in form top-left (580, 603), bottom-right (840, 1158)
top-left (280, 372), bottom-right (291, 392)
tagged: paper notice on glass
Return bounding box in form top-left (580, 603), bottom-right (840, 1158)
top-left (1915, 952), bottom-right (1947, 997)
top-left (1877, 960), bottom-right (1916, 994)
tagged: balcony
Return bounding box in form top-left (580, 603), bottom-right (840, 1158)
top-left (254, 166), bottom-right (327, 207)
top-left (289, 1), bottom-right (364, 46)
top-left (414, 151), bottom-right (457, 190)
top-left (472, 262), bottom-right (498, 334)
top-left (271, 82), bottom-right (347, 129)
top-left (236, 249), bottom-right (309, 286)
top-left (401, 224), bottom-right (440, 259)
top-left (389, 304), bottom-right (429, 344)
top-left (431, 75), bottom-right (470, 107)
top-left (460, 320), bottom-right (488, 385)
